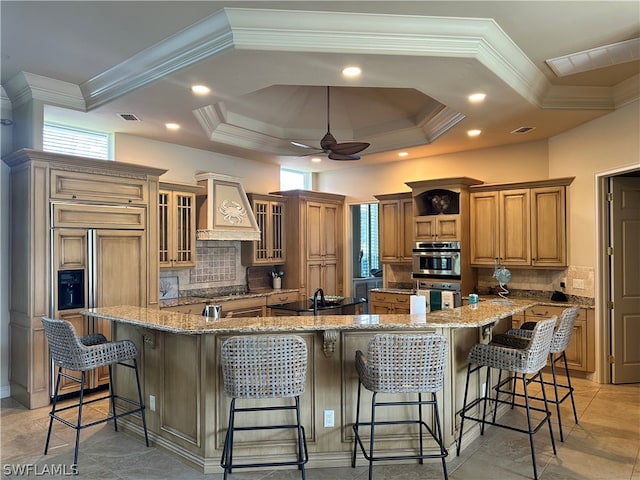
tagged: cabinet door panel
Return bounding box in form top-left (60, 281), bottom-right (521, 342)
top-left (323, 204), bottom-right (339, 259)
top-left (531, 186), bottom-right (566, 266)
top-left (323, 261), bottom-right (339, 296)
top-left (470, 192), bottom-right (499, 265)
top-left (307, 203), bottom-right (323, 259)
top-left (401, 199), bottom-right (414, 259)
top-left (306, 262), bottom-right (323, 298)
top-left (437, 216), bottom-right (460, 240)
top-left (379, 201), bottom-right (400, 261)
top-left (500, 189), bottom-right (531, 265)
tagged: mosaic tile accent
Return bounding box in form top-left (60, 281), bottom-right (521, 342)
top-left (190, 244), bottom-right (237, 283)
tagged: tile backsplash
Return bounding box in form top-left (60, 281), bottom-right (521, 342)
top-left (161, 240), bottom-right (247, 296)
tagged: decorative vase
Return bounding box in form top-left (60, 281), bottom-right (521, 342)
top-left (273, 277), bottom-right (281, 289)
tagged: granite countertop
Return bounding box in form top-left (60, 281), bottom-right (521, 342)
top-left (82, 298), bottom-right (536, 335)
top-left (159, 288), bottom-right (299, 308)
top-left (371, 288), bottom-right (594, 308)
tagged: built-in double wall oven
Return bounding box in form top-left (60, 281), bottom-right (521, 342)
top-left (412, 241), bottom-right (461, 279)
top-left (412, 241), bottom-right (462, 308)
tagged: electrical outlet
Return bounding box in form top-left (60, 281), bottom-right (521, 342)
top-left (323, 409), bottom-right (334, 428)
top-left (560, 281), bottom-right (566, 288)
top-left (149, 395), bottom-right (156, 412)
top-left (481, 383), bottom-right (486, 397)
top-left (573, 279), bottom-right (585, 289)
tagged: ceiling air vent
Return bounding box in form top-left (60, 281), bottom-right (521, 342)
top-left (511, 126), bottom-right (536, 135)
top-left (117, 113), bottom-right (140, 121)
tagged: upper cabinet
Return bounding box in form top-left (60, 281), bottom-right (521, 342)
top-left (159, 182), bottom-right (202, 268)
top-left (241, 193), bottom-right (286, 265)
top-left (415, 214), bottom-right (461, 241)
top-left (470, 178), bottom-right (573, 267)
top-left (375, 192), bottom-right (414, 263)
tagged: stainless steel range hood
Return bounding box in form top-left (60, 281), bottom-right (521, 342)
top-left (195, 172), bottom-right (260, 241)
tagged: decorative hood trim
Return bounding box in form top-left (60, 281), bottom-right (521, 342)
top-left (195, 172), bottom-right (260, 241)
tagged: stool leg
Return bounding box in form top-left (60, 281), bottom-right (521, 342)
top-left (221, 398), bottom-right (236, 480)
top-left (73, 371), bottom-right (86, 468)
top-left (108, 364), bottom-right (118, 433)
top-left (538, 370), bottom-right (557, 455)
top-left (550, 353), bottom-right (565, 442)
top-left (132, 359), bottom-right (149, 447)
top-left (352, 380), bottom-right (363, 468)
top-left (418, 392), bottom-right (424, 464)
top-left (480, 366), bottom-right (491, 435)
top-left (492, 369), bottom-right (503, 424)
top-left (433, 393), bottom-right (449, 480)
top-left (521, 372), bottom-right (540, 480)
top-left (44, 367), bottom-right (63, 455)
top-left (561, 351), bottom-right (579, 426)
top-left (295, 396), bottom-right (306, 479)
top-left (456, 363), bottom-right (473, 456)
top-left (368, 392), bottom-right (378, 480)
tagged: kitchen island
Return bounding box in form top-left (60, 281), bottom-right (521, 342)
top-left (83, 299), bottom-right (536, 473)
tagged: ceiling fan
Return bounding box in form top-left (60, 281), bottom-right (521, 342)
top-left (291, 86), bottom-right (370, 161)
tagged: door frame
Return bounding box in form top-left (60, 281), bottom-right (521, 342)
top-left (595, 164), bottom-right (640, 384)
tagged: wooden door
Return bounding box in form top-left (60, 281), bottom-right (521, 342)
top-left (306, 202), bottom-right (323, 260)
top-left (415, 216), bottom-right (436, 240)
top-left (269, 200), bottom-right (285, 263)
top-left (610, 176), bottom-right (640, 383)
top-left (323, 260), bottom-right (339, 296)
top-left (500, 189), bottom-right (531, 265)
top-left (470, 192), bottom-right (499, 265)
top-left (306, 261), bottom-right (323, 298)
top-left (322, 203), bottom-right (339, 260)
top-left (531, 186), bottom-right (566, 266)
top-left (436, 215), bottom-right (460, 241)
top-left (94, 229), bottom-right (147, 308)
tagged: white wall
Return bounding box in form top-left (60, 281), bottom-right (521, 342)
top-left (319, 140), bottom-right (550, 203)
top-left (548, 100), bottom-right (640, 269)
top-left (114, 133), bottom-right (282, 192)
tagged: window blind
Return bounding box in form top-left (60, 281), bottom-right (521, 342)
top-left (43, 123), bottom-right (111, 160)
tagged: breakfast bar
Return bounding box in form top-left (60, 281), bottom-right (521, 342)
top-left (83, 299), bottom-right (536, 474)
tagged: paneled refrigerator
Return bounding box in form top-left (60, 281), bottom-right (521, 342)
top-left (51, 203), bottom-right (147, 396)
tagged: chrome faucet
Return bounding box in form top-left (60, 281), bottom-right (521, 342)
top-left (312, 288), bottom-right (325, 316)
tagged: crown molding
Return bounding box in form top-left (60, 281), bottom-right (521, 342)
top-left (4, 72), bottom-right (85, 110)
top-left (613, 73), bottom-right (640, 108)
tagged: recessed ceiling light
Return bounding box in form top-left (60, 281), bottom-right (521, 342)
top-left (165, 123), bottom-right (181, 130)
top-left (311, 157), bottom-right (322, 163)
top-left (191, 85), bottom-right (211, 95)
top-left (467, 129), bottom-right (481, 137)
top-left (398, 152), bottom-right (409, 157)
top-left (342, 66), bottom-right (362, 78)
top-left (468, 93), bottom-right (486, 103)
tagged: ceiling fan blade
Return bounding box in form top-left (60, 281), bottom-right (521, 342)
top-left (328, 152), bottom-right (361, 161)
top-left (291, 140), bottom-right (318, 150)
top-left (330, 141), bottom-right (370, 155)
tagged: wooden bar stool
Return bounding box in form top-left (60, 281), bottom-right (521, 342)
top-left (497, 306), bottom-right (581, 441)
top-left (457, 316), bottom-right (557, 480)
top-left (41, 317), bottom-right (149, 470)
top-left (352, 333), bottom-right (449, 480)
top-left (220, 335), bottom-right (308, 480)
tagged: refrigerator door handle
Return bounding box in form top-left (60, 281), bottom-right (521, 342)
top-left (88, 229), bottom-right (97, 309)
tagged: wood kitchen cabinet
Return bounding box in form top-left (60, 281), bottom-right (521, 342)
top-left (415, 214), bottom-right (461, 241)
top-left (274, 190), bottom-right (345, 300)
top-left (511, 304), bottom-right (593, 372)
top-left (369, 291), bottom-right (411, 314)
top-left (470, 178), bottom-right (573, 267)
top-left (375, 192), bottom-right (414, 263)
top-left (4, 149), bottom-right (165, 409)
top-left (241, 193), bottom-right (286, 265)
top-left (159, 182), bottom-right (201, 268)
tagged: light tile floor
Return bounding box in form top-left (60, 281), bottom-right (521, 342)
top-left (1, 377), bottom-right (638, 479)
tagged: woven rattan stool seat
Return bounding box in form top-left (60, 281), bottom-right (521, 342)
top-left (492, 306), bottom-right (581, 442)
top-left (220, 335), bottom-right (308, 480)
top-left (41, 317), bottom-right (149, 471)
top-left (352, 334), bottom-right (449, 480)
top-left (457, 316), bottom-right (557, 480)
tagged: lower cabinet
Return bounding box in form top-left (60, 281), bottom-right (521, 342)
top-left (510, 305), bottom-right (593, 372)
top-left (369, 291), bottom-right (411, 314)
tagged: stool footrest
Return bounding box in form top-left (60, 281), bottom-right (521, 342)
top-left (459, 396), bottom-right (551, 436)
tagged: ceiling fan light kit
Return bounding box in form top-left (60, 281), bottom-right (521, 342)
top-left (292, 86), bottom-right (370, 161)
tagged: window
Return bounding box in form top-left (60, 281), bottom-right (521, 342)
top-left (43, 123), bottom-right (111, 160)
top-left (280, 169), bottom-right (310, 190)
top-left (351, 203), bottom-right (380, 277)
